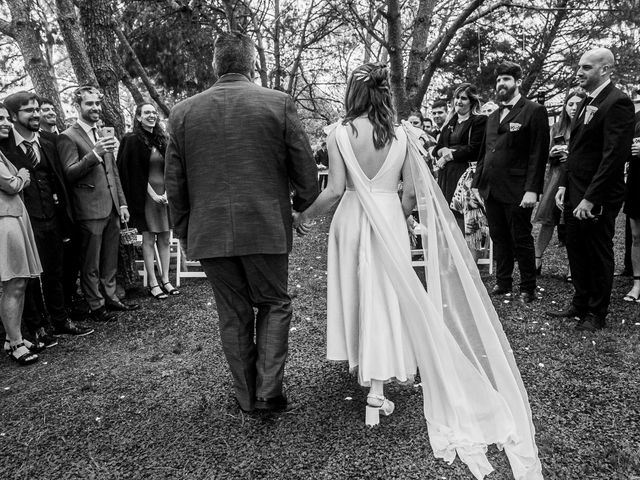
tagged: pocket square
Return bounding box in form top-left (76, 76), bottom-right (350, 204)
top-left (584, 105), bottom-right (598, 125)
top-left (509, 122), bottom-right (522, 132)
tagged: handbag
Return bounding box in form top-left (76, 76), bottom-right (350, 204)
top-left (120, 222), bottom-right (141, 247)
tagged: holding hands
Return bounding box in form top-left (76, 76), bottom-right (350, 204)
top-left (292, 210), bottom-right (313, 236)
top-left (435, 147), bottom-right (455, 170)
top-left (17, 167), bottom-right (31, 186)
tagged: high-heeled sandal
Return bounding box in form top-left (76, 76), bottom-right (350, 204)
top-left (162, 282), bottom-right (180, 296)
top-left (148, 285), bottom-right (168, 300)
top-left (4, 338), bottom-right (45, 355)
top-left (623, 276), bottom-right (640, 302)
top-left (365, 393), bottom-right (394, 426)
top-left (535, 256), bottom-right (542, 276)
top-left (8, 342), bottom-right (39, 366)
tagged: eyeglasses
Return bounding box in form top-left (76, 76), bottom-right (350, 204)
top-left (19, 107), bottom-right (41, 114)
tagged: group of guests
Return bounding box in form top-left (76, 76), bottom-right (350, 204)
top-left (0, 88), bottom-right (180, 366)
top-left (402, 51), bottom-right (639, 332)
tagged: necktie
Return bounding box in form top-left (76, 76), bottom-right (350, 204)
top-left (91, 127), bottom-right (98, 143)
top-left (23, 140), bottom-right (39, 168)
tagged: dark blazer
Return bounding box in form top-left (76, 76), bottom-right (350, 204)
top-left (434, 113), bottom-right (487, 202)
top-left (559, 83), bottom-right (635, 209)
top-left (0, 131), bottom-right (74, 227)
top-left (117, 132), bottom-right (160, 232)
top-left (165, 73), bottom-right (319, 259)
top-left (57, 123), bottom-right (127, 221)
top-left (472, 96), bottom-right (549, 204)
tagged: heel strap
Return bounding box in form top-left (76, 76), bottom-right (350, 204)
top-left (367, 393), bottom-right (385, 402)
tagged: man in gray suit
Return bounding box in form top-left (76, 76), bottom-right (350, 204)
top-left (166, 32), bottom-right (318, 413)
top-left (58, 86), bottom-right (139, 323)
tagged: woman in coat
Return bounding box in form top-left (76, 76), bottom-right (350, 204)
top-left (118, 103), bottom-right (179, 299)
top-left (433, 83), bottom-right (487, 231)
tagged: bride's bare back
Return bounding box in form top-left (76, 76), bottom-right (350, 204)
top-left (345, 118), bottom-right (393, 180)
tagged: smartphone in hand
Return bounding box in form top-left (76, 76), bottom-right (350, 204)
top-left (99, 127), bottom-right (115, 138)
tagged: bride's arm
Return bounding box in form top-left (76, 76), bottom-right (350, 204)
top-left (296, 130), bottom-right (346, 226)
top-left (401, 148), bottom-right (417, 217)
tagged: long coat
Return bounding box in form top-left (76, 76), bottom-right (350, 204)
top-left (165, 73), bottom-right (319, 260)
top-left (472, 96), bottom-right (549, 204)
top-left (117, 132), bottom-right (160, 232)
top-left (434, 113), bottom-right (487, 203)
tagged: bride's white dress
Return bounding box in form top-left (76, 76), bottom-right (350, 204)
top-left (325, 122), bottom-right (543, 480)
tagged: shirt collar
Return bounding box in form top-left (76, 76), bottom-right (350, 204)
top-left (40, 126), bottom-right (58, 134)
top-left (77, 118), bottom-right (97, 136)
top-left (505, 93), bottom-right (521, 107)
top-left (13, 127), bottom-right (40, 149)
top-left (587, 79), bottom-right (610, 99)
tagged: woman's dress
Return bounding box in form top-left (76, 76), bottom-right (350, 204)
top-left (0, 154), bottom-right (42, 281)
top-left (327, 125), bottom-right (416, 384)
top-left (533, 124), bottom-right (567, 226)
top-left (325, 122), bottom-right (543, 480)
top-left (144, 147), bottom-right (170, 233)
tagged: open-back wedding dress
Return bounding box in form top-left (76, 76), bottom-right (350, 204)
top-left (325, 121), bottom-right (543, 480)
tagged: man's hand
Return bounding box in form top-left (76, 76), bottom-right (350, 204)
top-left (120, 206), bottom-right (130, 223)
top-left (93, 137), bottom-right (118, 156)
top-left (573, 198), bottom-right (595, 220)
top-left (519, 191), bottom-right (537, 208)
top-left (292, 210), bottom-right (312, 236)
top-left (555, 187), bottom-right (565, 211)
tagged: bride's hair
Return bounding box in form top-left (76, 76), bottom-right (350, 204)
top-left (343, 63), bottom-right (396, 150)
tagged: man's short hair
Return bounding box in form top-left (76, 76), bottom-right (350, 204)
top-left (495, 61), bottom-right (523, 81)
top-left (431, 99), bottom-right (448, 110)
top-left (73, 85), bottom-right (102, 105)
top-left (4, 91), bottom-right (39, 116)
top-left (213, 31), bottom-right (256, 78)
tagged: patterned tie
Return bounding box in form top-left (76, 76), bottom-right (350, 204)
top-left (23, 140), bottom-right (39, 168)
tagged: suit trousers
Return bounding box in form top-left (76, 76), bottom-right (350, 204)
top-left (565, 207), bottom-right (617, 322)
top-left (79, 209), bottom-right (120, 311)
top-left (63, 223), bottom-right (83, 309)
top-left (23, 217), bottom-right (66, 330)
top-left (201, 254), bottom-right (292, 411)
top-left (485, 195), bottom-right (536, 292)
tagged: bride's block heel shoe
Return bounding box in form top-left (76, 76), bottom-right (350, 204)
top-left (365, 394), bottom-right (394, 426)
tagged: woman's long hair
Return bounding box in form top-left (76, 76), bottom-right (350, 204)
top-left (452, 83), bottom-right (482, 116)
top-left (133, 103), bottom-right (167, 153)
top-left (556, 89), bottom-right (587, 135)
top-left (343, 63), bottom-right (396, 150)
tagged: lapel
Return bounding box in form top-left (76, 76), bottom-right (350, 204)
top-left (487, 109), bottom-right (500, 137)
top-left (0, 133), bottom-right (29, 170)
top-left (499, 96), bottom-right (525, 129)
top-left (72, 123), bottom-right (95, 152)
top-left (571, 82), bottom-right (614, 136)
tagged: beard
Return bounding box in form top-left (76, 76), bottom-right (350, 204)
top-left (19, 118), bottom-right (40, 132)
top-left (496, 84), bottom-right (517, 102)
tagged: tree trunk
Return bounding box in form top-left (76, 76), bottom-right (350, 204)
top-left (385, 0), bottom-right (409, 119)
top-left (55, 0), bottom-right (100, 86)
top-left (273, 0), bottom-right (283, 90)
top-left (76, 0), bottom-right (125, 136)
top-left (2, 0), bottom-right (66, 130)
top-left (113, 25), bottom-right (171, 117)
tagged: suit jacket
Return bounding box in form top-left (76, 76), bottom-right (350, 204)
top-left (472, 96), bottom-right (549, 204)
top-left (559, 83), bottom-right (635, 209)
top-left (0, 132), bottom-right (74, 227)
top-left (165, 73), bottom-right (319, 259)
top-left (57, 123), bottom-right (127, 221)
top-left (0, 151), bottom-right (28, 217)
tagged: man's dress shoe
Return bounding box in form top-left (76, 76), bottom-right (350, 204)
top-left (518, 291), bottom-right (536, 303)
top-left (255, 395), bottom-right (288, 412)
top-left (105, 300), bottom-right (140, 312)
top-left (575, 314), bottom-right (605, 332)
top-left (547, 306), bottom-right (584, 320)
top-left (490, 285), bottom-right (512, 296)
top-left (89, 307), bottom-right (117, 322)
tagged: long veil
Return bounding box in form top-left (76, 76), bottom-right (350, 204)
top-left (330, 121), bottom-right (543, 480)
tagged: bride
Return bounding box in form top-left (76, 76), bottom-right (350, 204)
top-left (293, 63), bottom-right (543, 480)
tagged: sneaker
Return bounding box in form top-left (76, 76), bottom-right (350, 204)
top-left (35, 327), bottom-right (59, 348)
top-left (52, 319), bottom-right (95, 337)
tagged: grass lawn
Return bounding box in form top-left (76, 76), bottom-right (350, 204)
top-left (1, 212), bottom-right (639, 480)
